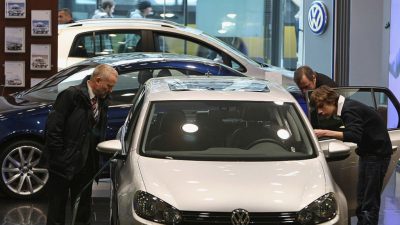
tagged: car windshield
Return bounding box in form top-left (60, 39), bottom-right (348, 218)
top-left (141, 101), bottom-right (316, 161)
top-left (21, 65), bottom-right (95, 101)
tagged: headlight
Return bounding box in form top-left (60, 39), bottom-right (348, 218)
top-left (297, 192), bottom-right (338, 225)
top-left (133, 191), bottom-right (182, 224)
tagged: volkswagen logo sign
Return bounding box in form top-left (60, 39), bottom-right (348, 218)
top-left (308, 1), bottom-right (328, 35)
top-left (231, 208), bottom-right (250, 225)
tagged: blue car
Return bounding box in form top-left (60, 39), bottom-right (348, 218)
top-left (0, 53), bottom-right (245, 199)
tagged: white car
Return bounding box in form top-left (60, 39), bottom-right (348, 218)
top-left (98, 76), bottom-right (353, 225)
top-left (58, 18), bottom-right (293, 85)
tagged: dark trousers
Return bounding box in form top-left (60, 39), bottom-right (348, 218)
top-left (356, 155), bottom-right (390, 225)
top-left (46, 162), bottom-right (95, 225)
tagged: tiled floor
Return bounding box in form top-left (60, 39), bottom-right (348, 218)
top-left (0, 170), bottom-right (399, 225)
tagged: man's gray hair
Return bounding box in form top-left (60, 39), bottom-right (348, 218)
top-left (91, 64), bottom-right (117, 80)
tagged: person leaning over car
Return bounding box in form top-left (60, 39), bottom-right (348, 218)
top-left (43, 64), bottom-right (118, 225)
top-left (294, 65), bottom-right (337, 94)
top-left (311, 85), bottom-right (392, 225)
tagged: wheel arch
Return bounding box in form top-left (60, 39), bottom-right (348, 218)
top-left (0, 133), bottom-right (45, 153)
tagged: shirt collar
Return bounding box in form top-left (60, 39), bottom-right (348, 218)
top-left (337, 95), bottom-right (345, 116)
top-left (87, 81), bottom-right (96, 100)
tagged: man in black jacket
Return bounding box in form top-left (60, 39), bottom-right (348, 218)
top-left (44, 64), bottom-right (118, 225)
top-left (311, 85), bottom-right (392, 225)
top-left (294, 65), bottom-right (337, 94)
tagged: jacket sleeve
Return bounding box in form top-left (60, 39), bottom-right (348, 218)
top-left (45, 88), bottom-right (77, 153)
top-left (341, 110), bottom-right (363, 144)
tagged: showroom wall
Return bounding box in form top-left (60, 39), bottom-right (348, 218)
top-left (0, 0), bottom-right (58, 95)
top-left (302, 0), bottom-right (335, 79)
top-left (348, 0), bottom-right (391, 87)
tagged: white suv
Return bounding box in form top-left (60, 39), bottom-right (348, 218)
top-left (98, 76), bottom-right (354, 225)
top-left (58, 18), bottom-right (292, 85)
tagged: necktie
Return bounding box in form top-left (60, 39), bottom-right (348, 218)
top-left (91, 97), bottom-right (99, 121)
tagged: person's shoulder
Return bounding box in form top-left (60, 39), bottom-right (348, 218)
top-left (316, 72), bottom-right (331, 79)
top-left (316, 72), bottom-right (337, 87)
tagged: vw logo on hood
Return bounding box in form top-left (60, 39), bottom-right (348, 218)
top-left (231, 208), bottom-right (250, 225)
top-left (308, 1), bottom-right (328, 35)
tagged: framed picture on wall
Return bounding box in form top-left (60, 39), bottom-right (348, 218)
top-left (5, 27), bottom-right (25, 53)
top-left (30, 78), bottom-right (45, 87)
top-left (4, 61), bottom-right (25, 87)
top-left (31, 44), bottom-right (51, 70)
top-left (5, 0), bottom-right (26, 19)
top-left (31, 10), bottom-right (51, 36)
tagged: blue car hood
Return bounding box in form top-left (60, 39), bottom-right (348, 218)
top-left (0, 96), bottom-right (51, 114)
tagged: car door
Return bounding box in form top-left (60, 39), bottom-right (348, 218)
top-left (306, 87), bottom-right (400, 215)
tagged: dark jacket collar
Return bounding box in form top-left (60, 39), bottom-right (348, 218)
top-left (77, 75), bottom-right (111, 106)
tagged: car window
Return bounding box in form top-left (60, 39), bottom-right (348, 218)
top-left (140, 101), bottom-right (316, 161)
top-left (123, 87), bottom-right (146, 154)
top-left (23, 65), bottom-right (94, 101)
top-left (70, 31), bottom-right (142, 58)
top-left (109, 71), bottom-right (141, 105)
top-left (153, 33), bottom-right (246, 73)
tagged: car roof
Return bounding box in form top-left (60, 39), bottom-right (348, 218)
top-left (58, 18), bottom-right (201, 34)
top-left (77, 52), bottom-right (236, 68)
top-left (144, 76), bottom-right (296, 103)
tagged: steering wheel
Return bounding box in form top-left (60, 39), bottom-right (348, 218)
top-left (246, 138), bottom-right (287, 150)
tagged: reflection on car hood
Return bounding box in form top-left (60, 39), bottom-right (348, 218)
top-left (138, 157), bottom-right (326, 212)
top-left (0, 96), bottom-right (50, 114)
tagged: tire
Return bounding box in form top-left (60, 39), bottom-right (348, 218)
top-left (0, 140), bottom-right (49, 199)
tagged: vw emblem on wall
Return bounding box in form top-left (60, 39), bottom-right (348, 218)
top-left (308, 1), bottom-right (328, 35)
top-left (231, 208), bottom-right (250, 225)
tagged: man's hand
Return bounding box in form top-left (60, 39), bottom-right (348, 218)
top-left (314, 129), bottom-right (343, 140)
top-left (314, 129), bottom-right (329, 138)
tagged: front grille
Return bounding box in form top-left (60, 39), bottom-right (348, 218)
top-left (180, 211), bottom-right (300, 225)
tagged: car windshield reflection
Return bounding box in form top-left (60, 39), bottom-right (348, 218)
top-left (142, 101), bottom-right (316, 161)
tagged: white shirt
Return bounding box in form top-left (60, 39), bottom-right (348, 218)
top-left (336, 95), bottom-right (345, 116)
top-left (87, 81), bottom-right (95, 100)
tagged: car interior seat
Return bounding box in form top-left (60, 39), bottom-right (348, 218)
top-left (157, 69), bottom-right (172, 77)
top-left (149, 110), bottom-right (189, 150)
top-left (227, 104), bottom-right (278, 149)
top-left (138, 69), bottom-right (153, 85)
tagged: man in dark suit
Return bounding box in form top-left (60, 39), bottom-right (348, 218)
top-left (294, 65), bottom-right (337, 93)
top-left (311, 85), bottom-right (392, 225)
top-left (44, 64), bottom-right (118, 225)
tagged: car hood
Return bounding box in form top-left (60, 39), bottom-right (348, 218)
top-left (138, 157), bottom-right (327, 212)
top-left (0, 96), bottom-right (51, 114)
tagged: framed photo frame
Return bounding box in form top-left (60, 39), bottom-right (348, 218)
top-left (31, 10), bottom-right (52, 36)
top-left (5, 27), bottom-right (25, 53)
top-left (5, 0), bottom-right (26, 19)
top-left (4, 61), bottom-right (25, 87)
top-left (31, 44), bottom-right (51, 71)
top-left (31, 78), bottom-right (45, 87)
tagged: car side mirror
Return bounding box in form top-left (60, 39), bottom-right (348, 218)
top-left (319, 140), bottom-right (351, 161)
top-left (97, 139), bottom-right (123, 154)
